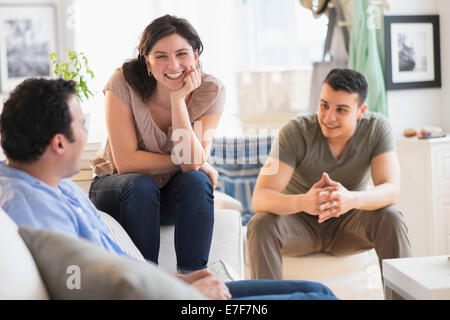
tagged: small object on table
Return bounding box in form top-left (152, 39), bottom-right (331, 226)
top-left (403, 126), bottom-right (446, 139)
top-left (418, 126), bottom-right (445, 139)
top-left (403, 128), bottom-right (417, 138)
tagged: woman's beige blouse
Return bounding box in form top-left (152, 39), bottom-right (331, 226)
top-left (91, 68), bottom-right (226, 187)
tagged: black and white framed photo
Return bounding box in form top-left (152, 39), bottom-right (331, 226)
top-left (0, 3), bottom-right (57, 92)
top-left (384, 15), bottom-right (441, 90)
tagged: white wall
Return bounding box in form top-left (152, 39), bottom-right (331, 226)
top-left (72, 0), bottom-right (154, 143)
top-left (385, 0), bottom-right (445, 137)
top-left (437, 0), bottom-right (450, 133)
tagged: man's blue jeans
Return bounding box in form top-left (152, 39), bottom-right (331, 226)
top-left (226, 279), bottom-right (338, 300)
top-left (89, 171), bottom-right (214, 273)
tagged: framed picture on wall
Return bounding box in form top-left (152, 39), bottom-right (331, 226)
top-left (384, 15), bottom-right (441, 90)
top-left (0, 3), bottom-right (58, 93)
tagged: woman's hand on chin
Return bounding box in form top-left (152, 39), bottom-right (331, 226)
top-left (170, 66), bottom-right (201, 102)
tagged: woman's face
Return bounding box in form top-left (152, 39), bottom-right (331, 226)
top-left (146, 33), bottom-right (199, 91)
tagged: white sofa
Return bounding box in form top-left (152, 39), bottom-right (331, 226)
top-left (0, 193), bottom-right (245, 299)
top-left (0, 207), bottom-right (49, 299)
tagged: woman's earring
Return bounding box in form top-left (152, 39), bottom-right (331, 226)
top-left (147, 70), bottom-right (153, 78)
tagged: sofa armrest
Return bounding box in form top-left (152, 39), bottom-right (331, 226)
top-left (214, 191), bottom-right (243, 212)
top-left (208, 209), bottom-right (244, 280)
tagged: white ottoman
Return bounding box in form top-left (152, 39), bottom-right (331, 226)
top-left (243, 226), bottom-right (384, 300)
top-left (282, 250), bottom-right (383, 300)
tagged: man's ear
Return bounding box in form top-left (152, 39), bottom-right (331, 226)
top-left (357, 104), bottom-right (368, 120)
top-left (49, 134), bottom-right (65, 155)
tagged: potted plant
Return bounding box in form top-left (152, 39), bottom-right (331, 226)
top-left (50, 50), bottom-right (95, 101)
top-left (50, 50), bottom-right (95, 133)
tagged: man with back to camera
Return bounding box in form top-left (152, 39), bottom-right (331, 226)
top-left (247, 68), bottom-right (412, 297)
top-left (0, 77), bottom-right (338, 300)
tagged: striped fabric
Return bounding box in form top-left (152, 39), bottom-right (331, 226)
top-left (208, 134), bottom-right (276, 225)
top-left (97, 210), bottom-right (147, 262)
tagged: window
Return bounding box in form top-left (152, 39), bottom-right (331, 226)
top-left (237, 0), bottom-right (328, 70)
top-left (231, 0), bottom-right (329, 134)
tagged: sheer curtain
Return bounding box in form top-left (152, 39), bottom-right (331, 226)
top-left (348, 0), bottom-right (388, 115)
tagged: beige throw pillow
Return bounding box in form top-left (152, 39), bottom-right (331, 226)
top-left (18, 226), bottom-right (206, 300)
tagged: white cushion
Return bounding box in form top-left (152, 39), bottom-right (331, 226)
top-left (159, 209), bottom-right (244, 279)
top-left (208, 209), bottom-right (244, 279)
top-left (282, 250), bottom-right (384, 300)
top-left (243, 226), bottom-right (383, 300)
top-left (0, 208), bottom-right (49, 299)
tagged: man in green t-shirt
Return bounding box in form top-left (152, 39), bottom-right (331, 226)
top-left (247, 69), bottom-right (412, 284)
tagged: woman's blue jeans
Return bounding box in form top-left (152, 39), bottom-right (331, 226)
top-left (226, 279), bottom-right (338, 300)
top-left (89, 171), bottom-right (214, 273)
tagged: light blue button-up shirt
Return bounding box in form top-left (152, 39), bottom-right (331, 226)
top-left (0, 161), bottom-right (127, 257)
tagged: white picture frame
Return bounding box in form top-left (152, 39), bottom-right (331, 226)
top-left (390, 22), bottom-right (435, 84)
top-left (0, 4), bottom-right (57, 92)
top-left (384, 15), bottom-right (441, 90)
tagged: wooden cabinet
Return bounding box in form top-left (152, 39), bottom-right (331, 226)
top-left (70, 169), bottom-right (93, 195)
top-left (396, 136), bottom-right (450, 256)
top-left (70, 142), bottom-right (101, 195)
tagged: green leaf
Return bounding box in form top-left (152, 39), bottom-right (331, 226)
top-left (49, 49), bottom-right (95, 103)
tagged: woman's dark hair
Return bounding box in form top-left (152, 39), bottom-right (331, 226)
top-left (323, 68), bottom-right (368, 106)
top-left (122, 14), bottom-right (203, 101)
top-left (0, 78), bottom-right (77, 163)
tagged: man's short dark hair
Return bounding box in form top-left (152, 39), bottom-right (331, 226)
top-left (323, 68), bottom-right (368, 106)
top-left (0, 78), bottom-right (77, 163)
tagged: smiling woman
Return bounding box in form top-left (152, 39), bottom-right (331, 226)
top-left (121, 15), bottom-right (204, 102)
top-left (88, 15), bottom-right (225, 274)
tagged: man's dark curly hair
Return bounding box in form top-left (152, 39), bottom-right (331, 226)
top-left (0, 78), bottom-right (77, 163)
top-left (323, 68), bottom-right (368, 106)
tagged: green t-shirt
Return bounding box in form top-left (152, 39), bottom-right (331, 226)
top-left (270, 112), bottom-right (396, 195)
